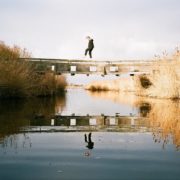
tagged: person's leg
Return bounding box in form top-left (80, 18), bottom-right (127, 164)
top-left (89, 48), bottom-right (93, 58)
top-left (85, 48), bottom-right (89, 56)
top-left (88, 133), bottom-right (92, 143)
top-left (84, 134), bottom-right (88, 142)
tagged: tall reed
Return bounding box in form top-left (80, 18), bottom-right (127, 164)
top-left (135, 48), bottom-right (180, 99)
top-left (0, 41), bottom-right (67, 98)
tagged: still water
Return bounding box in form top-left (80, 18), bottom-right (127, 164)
top-left (0, 88), bottom-right (179, 180)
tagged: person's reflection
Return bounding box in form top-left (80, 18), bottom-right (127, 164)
top-left (84, 133), bottom-right (94, 149)
top-left (84, 133), bottom-right (94, 157)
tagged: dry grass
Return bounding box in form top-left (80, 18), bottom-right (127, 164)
top-left (135, 48), bottom-right (180, 99)
top-left (148, 100), bottom-right (180, 150)
top-left (85, 77), bottom-right (135, 92)
top-left (0, 42), bottom-right (36, 97)
top-left (0, 41), bottom-right (67, 98)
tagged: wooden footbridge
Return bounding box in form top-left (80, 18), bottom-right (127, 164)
top-left (21, 58), bottom-right (156, 76)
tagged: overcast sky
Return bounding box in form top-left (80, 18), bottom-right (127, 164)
top-left (0, 0), bottom-right (180, 60)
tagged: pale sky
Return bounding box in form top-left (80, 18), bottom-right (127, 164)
top-left (0, 0), bottom-right (180, 60)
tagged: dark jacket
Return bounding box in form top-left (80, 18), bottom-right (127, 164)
top-left (88, 39), bottom-right (94, 49)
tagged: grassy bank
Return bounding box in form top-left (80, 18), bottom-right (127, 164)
top-left (0, 41), bottom-right (67, 98)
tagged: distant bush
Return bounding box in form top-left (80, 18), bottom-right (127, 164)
top-left (139, 76), bottom-right (152, 89)
top-left (85, 77), bottom-right (135, 92)
top-left (85, 84), bottom-right (109, 91)
top-left (0, 41), bottom-right (67, 98)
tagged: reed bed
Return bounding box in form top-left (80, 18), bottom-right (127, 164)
top-left (86, 48), bottom-right (180, 99)
top-left (0, 41), bottom-right (67, 98)
top-left (135, 48), bottom-right (180, 99)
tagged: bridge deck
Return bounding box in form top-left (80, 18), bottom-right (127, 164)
top-left (20, 58), bottom-right (158, 75)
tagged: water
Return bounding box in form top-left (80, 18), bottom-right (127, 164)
top-left (63, 89), bottom-right (138, 115)
top-left (0, 88), bottom-right (180, 180)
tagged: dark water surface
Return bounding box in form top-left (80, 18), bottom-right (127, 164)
top-left (0, 89), bottom-right (179, 180)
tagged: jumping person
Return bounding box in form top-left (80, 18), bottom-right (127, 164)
top-left (85, 36), bottom-right (94, 58)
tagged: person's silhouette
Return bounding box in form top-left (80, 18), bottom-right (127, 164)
top-left (84, 133), bottom-right (94, 149)
top-left (85, 36), bottom-right (94, 58)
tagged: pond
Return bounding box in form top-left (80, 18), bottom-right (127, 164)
top-left (0, 88), bottom-right (179, 180)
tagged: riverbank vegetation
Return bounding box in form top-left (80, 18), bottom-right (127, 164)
top-left (86, 48), bottom-right (180, 99)
top-left (0, 41), bottom-right (67, 98)
top-left (135, 48), bottom-right (180, 99)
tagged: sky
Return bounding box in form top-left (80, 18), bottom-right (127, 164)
top-left (0, 0), bottom-right (180, 60)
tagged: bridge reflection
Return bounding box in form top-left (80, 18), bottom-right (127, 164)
top-left (27, 114), bottom-right (149, 132)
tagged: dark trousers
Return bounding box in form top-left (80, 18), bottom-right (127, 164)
top-left (85, 48), bottom-right (93, 58)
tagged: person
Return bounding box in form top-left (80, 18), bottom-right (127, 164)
top-left (85, 36), bottom-right (94, 58)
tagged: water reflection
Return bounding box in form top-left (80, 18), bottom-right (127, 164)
top-left (84, 133), bottom-right (94, 149)
top-left (0, 89), bottom-right (180, 150)
top-left (0, 132), bottom-right (179, 180)
top-left (0, 94), bottom-right (66, 147)
top-left (0, 90), bottom-right (179, 180)
top-left (148, 100), bottom-right (180, 150)
top-left (87, 90), bottom-right (153, 117)
top-left (1, 134), bottom-right (32, 154)
top-left (63, 89), bottom-right (138, 115)
top-left (138, 102), bottom-right (151, 117)
top-left (87, 91), bottom-right (138, 108)
top-left (88, 91), bottom-right (180, 150)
